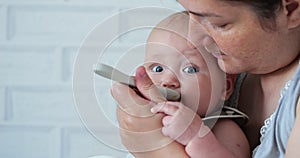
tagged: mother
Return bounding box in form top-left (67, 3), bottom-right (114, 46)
top-left (111, 0), bottom-right (300, 157)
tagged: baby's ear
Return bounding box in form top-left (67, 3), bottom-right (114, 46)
top-left (283, 0), bottom-right (300, 29)
top-left (222, 74), bottom-right (236, 100)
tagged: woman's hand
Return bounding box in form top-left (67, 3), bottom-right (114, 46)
top-left (151, 101), bottom-right (203, 145)
top-left (111, 66), bottom-right (181, 153)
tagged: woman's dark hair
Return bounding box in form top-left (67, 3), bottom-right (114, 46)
top-left (176, 0), bottom-right (283, 30)
top-left (228, 0), bottom-right (283, 31)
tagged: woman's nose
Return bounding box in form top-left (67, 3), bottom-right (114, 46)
top-left (160, 73), bottom-right (180, 89)
top-left (187, 19), bottom-right (220, 55)
top-left (187, 18), bottom-right (198, 48)
top-left (187, 15), bottom-right (210, 49)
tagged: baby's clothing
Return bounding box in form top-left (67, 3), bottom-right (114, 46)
top-left (226, 73), bottom-right (247, 110)
top-left (252, 62), bottom-right (300, 157)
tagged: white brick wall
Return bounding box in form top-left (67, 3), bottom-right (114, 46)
top-left (9, 87), bottom-right (78, 123)
top-left (0, 88), bottom-right (5, 122)
top-left (0, 125), bottom-right (60, 158)
top-left (0, 0), bottom-right (184, 158)
top-left (0, 46), bottom-right (61, 85)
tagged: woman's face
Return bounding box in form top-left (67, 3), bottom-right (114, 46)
top-left (179, 0), bottom-right (298, 74)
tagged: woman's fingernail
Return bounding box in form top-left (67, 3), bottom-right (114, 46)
top-left (138, 70), bottom-right (147, 78)
top-left (136, 66), bottom-right (147, 79)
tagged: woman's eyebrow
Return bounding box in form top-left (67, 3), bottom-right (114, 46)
top-left (188, 10), bottom-right (222, 18)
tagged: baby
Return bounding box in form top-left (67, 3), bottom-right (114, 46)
top-left (144, 12), bottom-right (250, 157)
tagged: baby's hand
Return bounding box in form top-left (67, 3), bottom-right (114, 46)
top-left (151, 102), bottom-right (203, 145)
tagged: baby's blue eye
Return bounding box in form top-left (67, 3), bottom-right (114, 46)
top-left (152, 65), bottom-right (164, 72)
top-left (183, 66), bottom-right (199, 73)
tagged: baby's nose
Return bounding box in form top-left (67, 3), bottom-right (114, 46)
top-left (161, 74), bottom-right (180, 89)
top-left (162, 81), bottom-right (180, 88)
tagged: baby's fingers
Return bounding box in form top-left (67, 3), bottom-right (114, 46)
top-left (151, 102), bottom-right (179, 115)
top-left (162, 115), bottom-right (173, 126)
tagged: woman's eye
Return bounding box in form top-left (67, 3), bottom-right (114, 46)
top-left (203, 20), bottom-right (229, 30)
top-left (151, 65), bottom-right (164, 72)
top-left (201, 19), bottom-right (228, 30)
top-left (214, 24), bottom-right (227, 29)
top-left (211, 23), bottom-right (229, 31)
top-left (183, 66), bottom-right (199, 74)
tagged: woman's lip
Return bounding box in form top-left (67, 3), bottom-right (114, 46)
top-left (204, 43), bottom-right (225, 58)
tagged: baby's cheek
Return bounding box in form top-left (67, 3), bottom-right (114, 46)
top-left (180, 86), bottom-right (202, 114)
top-left (147, 73), bottom-right (159, 84)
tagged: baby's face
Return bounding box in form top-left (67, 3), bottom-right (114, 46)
top-left (145, 30), bottom-right (226, 116)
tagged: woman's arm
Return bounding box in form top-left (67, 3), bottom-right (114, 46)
top-left (285, 96), bottom-right (300, 157)
top-left (111, 66), bottom-right (189, 157)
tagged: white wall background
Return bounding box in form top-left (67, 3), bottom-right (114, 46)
top-left (0, 0), bottom-right (183, 158)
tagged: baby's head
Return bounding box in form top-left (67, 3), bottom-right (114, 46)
top-left (144, 12), bottom-right (235, 117)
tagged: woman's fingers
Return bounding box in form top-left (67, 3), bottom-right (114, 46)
top-left (110, 66), bottom-right (179, 152)
top-left (112, 83), bottom-right (173, 152)
top-left (135, 66), bottom-right (167, 103)
top-left (111, 82), bottom-right (154, 117)
top-left (116, 105), bottom-right (163, 131)
top-left (117, 106), bottom-right (174, 152)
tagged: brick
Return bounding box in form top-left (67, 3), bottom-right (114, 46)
top-left (117, 7), bottom-right (184, 46)
top-left (9, 87), bottom-right (81, 123)
top-left (61, 47), bottom-right (78, 82)
top-left (116, 3), bottom-right (184, 44)
top-left (118, 7), bottom-right (179, 43)
top-left (0, 125), bottom-right (59, 158)
top-left (7, 5), bottom-right (119, 45)
top-left (72, 84), bottom-right (120, 128)
top-left (65, 0), bottom-right (149, 6)
top-left (0, 88), bottom-right (5, 122)
top-left (6, 0), bottom-right (63, 2)
top-left (0, 46), bottom-right (61, 85)
top-left (66, 0), bottom-right (183, 9)
top-left (63, 45), bottom-right (137, 82)
top-left (0, 6), bottom-right (6, 42)
top-left (71, 46), bottom-right (122, 89)
top-left (62, 127), bottom-right (127, 158)
top-left (106, 45), bottom-right (146, 74)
